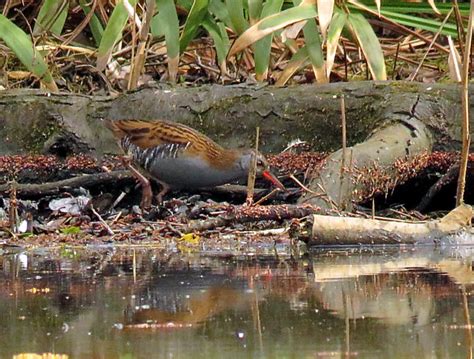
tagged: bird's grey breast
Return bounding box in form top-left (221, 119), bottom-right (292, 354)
top-left (121, 138), bottom-right (247, 188)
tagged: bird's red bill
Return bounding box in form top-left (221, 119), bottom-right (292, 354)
top-left (262, 170), bottom-right (286, 190)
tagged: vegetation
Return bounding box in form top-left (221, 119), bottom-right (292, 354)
top-left (0, 0), bottom-right (469, 93)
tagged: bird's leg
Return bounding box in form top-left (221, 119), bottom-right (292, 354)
top-left (156, 181), bottom-right (170, 204)
top-left (121, 156), bottom-right (153, 209)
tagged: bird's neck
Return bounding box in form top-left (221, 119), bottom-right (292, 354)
top-left (202, 147), bottom-right (243, 171)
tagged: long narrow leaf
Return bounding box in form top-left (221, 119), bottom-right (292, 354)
top-left (97, 0), bottom-right (138, 70)
top-left (317, 0), bottom-right (334, 38)
top-left (209, 0), bottom-right (233, 30)
top-left (326, 11), bottom-right (346, 77)
top-left (347, 13), bottom-right (386, 80)
top-left (180, 0), bottom-right (209, 52)
top-left (275, 45), bottom-right (310, 86)
top-left (302, 19), bottom-right (326, 83)
top-left (293, 0), bottom-right (326, 83)
top-left (202, 16), bottom-right (229, 72)
top-left (0, 15), bottom-right (57, 91)
top-left (156, 0), bottom-right (180, 82)
top-left (248, 0), bottom-right (263, 25)
top-left (225, 0), bottom-right (248, 34)
top-left (380, 10), bottom-right (458, 37)
top-left (254, 0), bottom-right (284, 80)
top-left (229, 0), bottom-right (317, 57)
top-left (79, 0), bottom-right (104, 46)
top-left (34, 0), bottom-right (69, 36)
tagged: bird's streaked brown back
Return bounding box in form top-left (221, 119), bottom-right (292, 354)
top-left (104, 119), bottom-right (240, 169)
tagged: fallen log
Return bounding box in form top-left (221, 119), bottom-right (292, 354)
top-left (0, 170), bottom-right (133, 197)
top-left (183, 204), bottom-right (321, 232)
top-left (291, 204), bottom-right (473, 245)
top-left (0, 82), bottom-right (470, 156)
top-left (299, 119), bottom-right (433, 210)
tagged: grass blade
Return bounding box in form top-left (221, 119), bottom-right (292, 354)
top-left (209, 0), bottom-right (233, 30)
top-left (228, 0), bottom-right (317, 57)
top-left (326, 11), bottom-right (346, 78)
top-left (0, 15), bottom-right (57, 91)
top-left (317, 0), bottom-right (334, 38)
top-left (275, 45), bottom-right (309, 86)
top-left (180, 0), bottom-right (209, 52)
top-left (254, 0), bottom-right (284, 80)
top-left (79, 0), bottom-right (104, 46)
top-left (97, 0), bottom-right (138, 71)
top-left (248, 0), bottom-right (263, 25)
top-left (292, 0), bottom-right (325, 82)
top-left (225, 0), bottom-right (249, 34)
top-left (347, 12), bottom-right (386, 80)
top-left (33, 0), bottom-right (69, 36)
top-left (202, 15), bottom-right (229, 73)
top-left (156, 0), bottom-right (180, 82)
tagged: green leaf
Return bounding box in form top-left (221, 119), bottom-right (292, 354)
top-left (79, 0), bottom-right (104, 46)
top-left (248, 0), bottom-right (263, 24)
top-left (226, 0), bottom-right (249, 34)
top-left (34, 0), bottom-right (69, 36)
top-left (0, 15), bottom-right (57, 91)
top-left (254, 0), bottom-right (284, 80)
top-left (202, 15), bottom-right (230, 71)
top-left (209, 0), bottom-right (233, 30)
top-left (180, 0), bottom-right (210, 52)
top-left (326, 11), bottom-right (347, 77)
top-left (97, 0), bottom-right (138, 71)
top-left (275, 45), bottom-right (310, 86)
top-left (60, 226), bottom-right (81, 235)
top-left (177, 0), bottom-right (194, 10)
top-left (380, 9), bottom-right (458, 37)
top-left (229, 0), bottom-right (317, 57)
top-left (156, 0), bottom-right (180, 82)
top-left (347, 12), bottom-right (386, 80)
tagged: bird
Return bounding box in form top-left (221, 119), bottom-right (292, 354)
top-left (104, 119), bottom-right (285, 208)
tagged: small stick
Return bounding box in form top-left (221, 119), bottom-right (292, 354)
top-left (90, 204), bottom-right (114, 236)
top-left (246, 126), bottom-right (260, 206)
top-left (392, 42), bottom-right (400, 79)
top-left (456, 0), bottom-right (474, 206)
top-left (409, 8), bottom-right (454, 81)
top-left (289, 174), bottom-right (318, 195)
top-left (254, 188), bottom-right (279, 206)
top-left (371, 198), bottom-right (375, 220)
top-left (111, 191), bottom-right (127, 210)
top-left (110, 211), bottom-right (123, 226)
top-left (340, 95), bottom-right (347, 175)
top-left (339, 95), bottom-right (347, 209)
top-left (8, 180), bottom-right (18, 234)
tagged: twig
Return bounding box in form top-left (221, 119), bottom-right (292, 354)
top-left (246, 126), bottom-right (260, 205)
top-left (417, 164), bottom-right (459, 212)
top-left (289, 174), bottom-right (318, 195)
top-left (408, 8), bottom-right (453, 81)
top-left (456, 0), bottom-right (474, 206)
top-left (339, 95), bottom-right (347, 208)
top-left (184, 204), bottom-right (322, 233)
top-left (90, 204), bottom-right (114, 236)
top-left (0, 170), bottom-right (134, 198)
top-left (8, 180), bottom-right (18, 234)
top-left (253, 188), bottom-right (279, 206)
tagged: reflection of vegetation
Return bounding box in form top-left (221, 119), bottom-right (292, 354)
top-left (0, 1), bottom-right (467, 90)
top-left (0, 248), bottom-right (473, 357)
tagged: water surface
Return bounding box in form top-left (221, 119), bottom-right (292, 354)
top-left (0, 246), bottom-right (473, 358)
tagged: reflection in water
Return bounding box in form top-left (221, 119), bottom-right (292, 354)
top-left (0, 246), bottom-right (473, 358)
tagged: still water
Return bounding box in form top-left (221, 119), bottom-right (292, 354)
top-left (0, 245), bottom-right (473, 358)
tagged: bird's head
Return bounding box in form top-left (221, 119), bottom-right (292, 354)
top-left (239, 150), bottom-right (285, 190)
